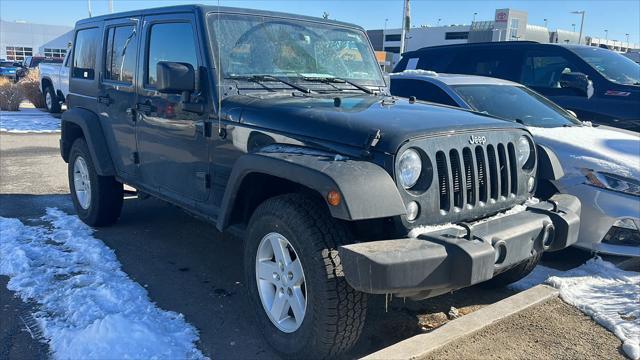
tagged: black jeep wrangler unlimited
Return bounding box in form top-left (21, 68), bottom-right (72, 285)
top-left (60, 5), bottom-right (580, 358)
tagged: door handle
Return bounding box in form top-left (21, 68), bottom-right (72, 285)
top-left (97, 95), bottom-right (112, 105)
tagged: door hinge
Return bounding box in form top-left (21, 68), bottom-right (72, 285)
top-left (196, 171), bottom-right (211, 189)
top-left (131, 152), bottom-right (140, 164)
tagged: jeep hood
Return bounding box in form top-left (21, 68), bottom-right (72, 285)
top-left (222, 94), bottom-right (523, 154)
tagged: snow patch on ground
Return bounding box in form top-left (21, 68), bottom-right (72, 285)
top-left (0, 107), bottom-right (60, 133)
top-left (0, 208), bottom-right (206, 360)
top-left (511, 258), bottom-right (640, 360)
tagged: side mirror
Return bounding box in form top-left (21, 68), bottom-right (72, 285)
top-left (156, 61), bottom-right (195, 95)
top-left (559, 72), bottom-right (593, 98)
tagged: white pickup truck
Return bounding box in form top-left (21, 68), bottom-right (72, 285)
top-left (39, 52), bottom-right (70, 113)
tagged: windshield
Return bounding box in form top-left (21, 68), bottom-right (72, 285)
top-left (569, 46), bottom-right (640, 85)
top-left (207, 13), bottom-right (384, 87)
top-left (452, 84), bottom-right (582, 128)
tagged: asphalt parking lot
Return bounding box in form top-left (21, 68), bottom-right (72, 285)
top-left (0, 131), bottom-right (626, 359)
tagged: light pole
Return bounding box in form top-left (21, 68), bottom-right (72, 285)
top-left (572, 24), bottom-right (576, 32)
top-left (571, 10), bottom-right (585, 44)
top-left (108, 0), bottom-right (113, 13)
top-left (437, 18), bottom-right (442, 26)
top-left (625, 33), bottom-right (630, 49)
top-left (383, 18), bottom-right (389, 47)
top-left (544, 18), bottom-right (548, 28)
top-left (87, 0), bottom-right (92, 17)
top-left (473, 12), bottom-right (477, 23)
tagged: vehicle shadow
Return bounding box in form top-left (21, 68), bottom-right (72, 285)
top-left (0, 193), bottom-right (521, 359)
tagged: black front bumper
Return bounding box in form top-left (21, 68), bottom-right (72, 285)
top-left (339, 194), bottom-right (580, 296)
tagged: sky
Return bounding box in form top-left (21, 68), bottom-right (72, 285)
top-left (1, 0), bottom-right (638, 43)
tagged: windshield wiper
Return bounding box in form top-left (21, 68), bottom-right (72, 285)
top-left (299, 75), bottom-right (374, 94)
top-left (226, 74), bottom-right (315, 94)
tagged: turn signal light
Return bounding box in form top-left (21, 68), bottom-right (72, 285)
top-left (327, 190), bottom-right (341, 207)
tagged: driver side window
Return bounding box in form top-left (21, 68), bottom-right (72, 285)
top-left (522, 53), bottom-right (575, 88)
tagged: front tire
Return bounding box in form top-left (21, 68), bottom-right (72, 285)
top-left (44, 86), bottom-right (61, 113)
top-left (68, 138), bottom-right (123, 226)
top-left (244, 194), bottom-right (367, 359)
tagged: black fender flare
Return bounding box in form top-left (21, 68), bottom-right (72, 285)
top-left (216, 151), bottom-right (406, 230)
top-left (61, 107), bottom-right (116, 176)
top-left (536, 144), bottom-right (565, 181)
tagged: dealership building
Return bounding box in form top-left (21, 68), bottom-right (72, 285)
top-left (368, 8), bottom-right (640, 56)
top-left (0, 19), bottom-right (73, 61)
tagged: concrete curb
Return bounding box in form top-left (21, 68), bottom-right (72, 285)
top-left (362, 284), bottom-right (559, 360)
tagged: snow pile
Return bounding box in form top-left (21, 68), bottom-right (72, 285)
top-left (0, 108), bottom-right (60, 133)
top-left (511, 258), bottom-right (640, 360)
top-left (0, 208), bottom-right (206, 360)
top-left (528, 126), bottom-right (640, 179)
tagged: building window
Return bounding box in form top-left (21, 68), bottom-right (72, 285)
top-left (44, 48), bottom-right (67, 58)
top-left (384, 34), bottom-right (402, 42)
top-left (384, 46), bottom-right (401, 53)
top-left (510, 19), bottom-right (520, 39)
top-left (445, 32), bottom-right (469, 40)
top-left (5, 46), bottom-right (33, 61)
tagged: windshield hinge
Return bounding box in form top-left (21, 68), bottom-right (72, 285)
top-left (361, 129), bottom-right (382, 157)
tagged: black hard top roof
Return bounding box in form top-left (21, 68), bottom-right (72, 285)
top-left (75, 4), bottom-right (362, 30)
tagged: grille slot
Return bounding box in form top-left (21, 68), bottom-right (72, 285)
top-left (463, 148), bottom-right (476, 206)
top-left (508, 143), bottom-right (518, 195)
top-left (475, 146), bottom-right (488, 203)
top-left (498, 144), bottom-right (509, 198)
top-left (487, 145), bottom-right (499, 200)
top-left (450, 150), bottom-right (463, 208)
top-left (436, 151), bottom-right (450, 212)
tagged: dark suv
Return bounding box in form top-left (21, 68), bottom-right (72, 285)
top-left (394, 42), bottom-right (640, 132)
top-left (61, 5), bottom-right (580, 358)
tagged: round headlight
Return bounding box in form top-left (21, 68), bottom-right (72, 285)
top-left (398, 149), bottom-right (422, 189)
top-left (517, 136), bottom-right (532, 166)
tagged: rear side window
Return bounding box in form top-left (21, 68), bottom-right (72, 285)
top-left (390, 79), bottom-right (459, 107)
top-left (446, 48), bottom-right (521, 81)
top-left (146, 22), bottom-right (197, 86)
top-left (104, 25), bottom-right (137, 84)
top-left (72, 28), bottom-right (99, 80)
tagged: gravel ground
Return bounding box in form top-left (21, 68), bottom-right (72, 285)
top-left (424, 297), bottom-right (627, 360)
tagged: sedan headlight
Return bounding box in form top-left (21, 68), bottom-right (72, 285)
top-left (398, 148), bottom-right (422, 189)
top-left (517, 136), bottom-right (533, 167)
top-left (584, 170), bottom-right (640, 196)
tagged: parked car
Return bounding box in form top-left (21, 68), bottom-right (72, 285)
top-left (39, 52), bottom-right (70, 113)
top-left (390, 71), bottom-right (640, 257)
top-left (0, 60), bottom-right (21, 82)
top-left (61, 5), bottom-right (581, 358)
top-left (393, 42), bottom-right (640, 132)
top-left (16, 56), bottom-right (63, 80)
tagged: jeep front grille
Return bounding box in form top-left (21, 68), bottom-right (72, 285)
top-left (436, 143), bottom-right (518, 212)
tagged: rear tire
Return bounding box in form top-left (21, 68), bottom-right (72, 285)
top-left (482, 251), bottom-right (543, 288)
top-left (44, 86), bottom-right (61, 113)
top-left (244, 194), bottom-right (367, 359)
top-left (68, 138), bottom-right (123, 226)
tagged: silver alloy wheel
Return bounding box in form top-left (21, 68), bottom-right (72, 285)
top-left (73, 156), bottom-right (91, 210)
top-left (256, 232), bottom-right (307, 333)
top-left (45, 91), bottom-right (52, 110)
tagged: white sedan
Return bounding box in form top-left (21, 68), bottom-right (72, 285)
top-left (390, 71), bottom-right (640, 257)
